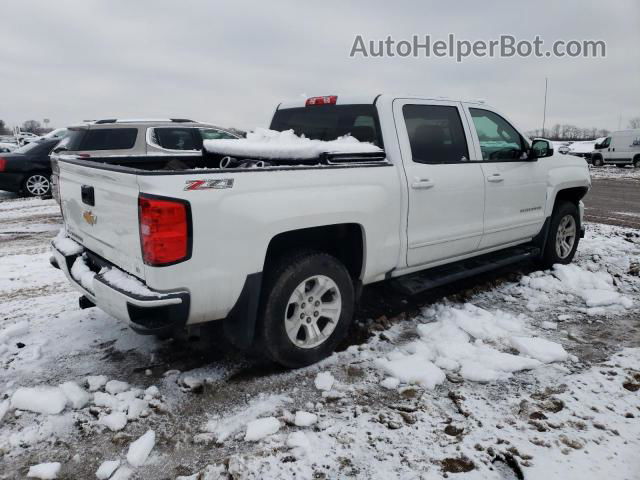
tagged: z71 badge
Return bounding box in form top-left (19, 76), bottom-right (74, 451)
top-left (184, 179), bottom-right (234, 191)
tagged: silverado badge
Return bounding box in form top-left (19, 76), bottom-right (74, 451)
top-left (83, 210), bottom-right (97, 226)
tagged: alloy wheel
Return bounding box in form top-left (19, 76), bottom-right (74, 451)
top-left (555, 214), bottom-right (577, 259)
top-left (284, 275), bottom-right (342, 349)
top-left (25, 175), bottom-right (50, 196)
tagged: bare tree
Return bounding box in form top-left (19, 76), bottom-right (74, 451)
top-left (628, 117), bottom-right (640, 129)
top-left (22, 120), bottom-right (41, 133)
top-left (0, 119), bottom-right (6, 135)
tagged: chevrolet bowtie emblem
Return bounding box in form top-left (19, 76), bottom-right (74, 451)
top-left (83, 210), bottom-right (97, 226)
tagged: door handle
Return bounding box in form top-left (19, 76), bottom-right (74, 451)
top-left (487, 174), bottom-right (504, 183)
top-left (411, 178), bottom-right (435, 189)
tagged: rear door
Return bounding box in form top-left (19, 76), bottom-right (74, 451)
top-left (58, 160), bottom-right (145, 279)
top-left (463, 105), bottom-right (547, 249)
top-left (393, 99), bottom-right (485, 267)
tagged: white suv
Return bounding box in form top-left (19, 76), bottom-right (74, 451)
top-left (51, 118), bottom-right (240, 200)
top-left (54, 118), bottom-right (240, 158)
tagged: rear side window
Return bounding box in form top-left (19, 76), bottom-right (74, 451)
top-left (402, 105), bottom-right (469, 164)
top-left (469, 108), bottom-right (526, 161)
top-left (270, 105), bottom-right (382, 147)
top-left (79, 128), bottom-right (137, 151)
top-left (151, 128), bottom-right (197, 150)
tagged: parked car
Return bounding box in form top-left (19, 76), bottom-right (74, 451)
top-left (590, 129), bottom-right (640, 167)
top-left (51, 95), bottom-right (591, 368)
top-left (15, 131), bottom-right (39, 146)
top-left (0, 139), bottom-right (61, 196)
top-left (50, 119), bottom-right (239, 201)
top-left (556, 142), bottom-right (572, 154)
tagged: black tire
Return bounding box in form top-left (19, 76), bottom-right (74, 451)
top-left (633, 156), bottom-right (640, 169)
top-left (22, 173), bottom-right (51, 197)
top-left (257, 250), bottom-right (354, 368)
top-left (591, 155), bottom-right (603, 167)
top-left (539, 201), bottom-right (580, 269)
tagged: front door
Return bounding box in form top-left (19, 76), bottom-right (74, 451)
top-left (464, 106), bottom-right (547, 249)
top-left (394, 99), bottom-right (485, 267)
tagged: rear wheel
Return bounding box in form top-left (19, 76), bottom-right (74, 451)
top-left (539, 201), bottom-right (580, 269)
top-left (23, 173), bottom-right (51, 197)
top-left (258, 251), bottom-right (354, 368)
top-left (591, 155), bottom-right (603, 167)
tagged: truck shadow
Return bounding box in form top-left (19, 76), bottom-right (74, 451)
top-left (145, 260), bottom-right (540, 380)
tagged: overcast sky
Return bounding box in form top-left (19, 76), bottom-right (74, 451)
top-left (1, 0), bottom-right (638, 132)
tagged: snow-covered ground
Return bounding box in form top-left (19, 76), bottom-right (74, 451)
top-left (1, 195), bottom-right (639, 479)
top-left (588, 165), bottom-right (640, 181)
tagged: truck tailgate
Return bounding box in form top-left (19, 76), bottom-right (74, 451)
top-left (58, 161), bottom-right (145, 279)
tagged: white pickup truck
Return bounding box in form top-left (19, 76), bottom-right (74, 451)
top-left (51, 95), bottom-right (591, 368)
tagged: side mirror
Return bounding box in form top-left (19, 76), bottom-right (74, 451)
top-left (530, 139), bottom-right (553, 159)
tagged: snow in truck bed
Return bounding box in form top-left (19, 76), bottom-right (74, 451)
top-left (203, 128), bottom-right (382, 160)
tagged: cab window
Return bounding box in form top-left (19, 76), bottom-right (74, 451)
top-left (469, 108), bottom-right (527, 161)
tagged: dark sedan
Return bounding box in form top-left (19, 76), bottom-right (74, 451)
top-left (0, 139), bottom-right (61, 197)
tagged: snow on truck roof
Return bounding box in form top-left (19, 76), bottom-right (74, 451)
top-left (203, 128), bottom-right (382, 160)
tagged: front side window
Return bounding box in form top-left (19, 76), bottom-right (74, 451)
top-left (470, 108), bottom-right (527, 161)
top-left (199, 129), bottom-right (237, 141)
top-left (79, 128), bottom-right (137, 151)
top-left (600, 137), bottom-right (611, 148)
top-left (402, 104), bottom-right (469, 164)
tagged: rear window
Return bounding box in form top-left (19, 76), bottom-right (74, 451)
top-left (79, 128), bottom-right (137, 151)
top-left (270, 104), bottom-right (382, 147)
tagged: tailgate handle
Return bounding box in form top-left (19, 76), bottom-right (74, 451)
top-left (81, 185), bottom-right (95, 206)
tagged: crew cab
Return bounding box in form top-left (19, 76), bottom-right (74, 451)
top-left (51, 95), bottom-right (591, 368)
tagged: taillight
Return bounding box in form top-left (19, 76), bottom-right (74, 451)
top-left (306, 95), bottom-right (337, 106)
top-left (138, 195), bottom-right (191, 266)
top-left (0, 157), bottom-right (6, 172)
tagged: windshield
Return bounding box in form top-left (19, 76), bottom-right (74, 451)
top-left (270, 104), bottom-right (383, 147)
top-left (54, 128), bottom-right (86, 151)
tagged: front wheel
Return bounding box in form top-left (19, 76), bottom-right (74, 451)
top-left (633, 157), bottom-right (640, 169)
top-left (591, 155), bottom-right (603, 167)
top-left (258, 251), bottom-right (354, 368)
top-left (539, 201), bottom-right (580, 269)
top-left (23, 173), bottom-right (51, 197)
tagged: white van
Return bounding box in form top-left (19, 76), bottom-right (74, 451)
top-left (591, 129), bottom-right (640, 167)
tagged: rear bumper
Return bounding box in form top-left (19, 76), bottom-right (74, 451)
top-left (0, 173), bottom-right (25, 193)
top-left (51, 241), bottom-right (190, 335)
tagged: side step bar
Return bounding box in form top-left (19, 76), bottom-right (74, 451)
top-left (392, 246), bottom-right (540, 296)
